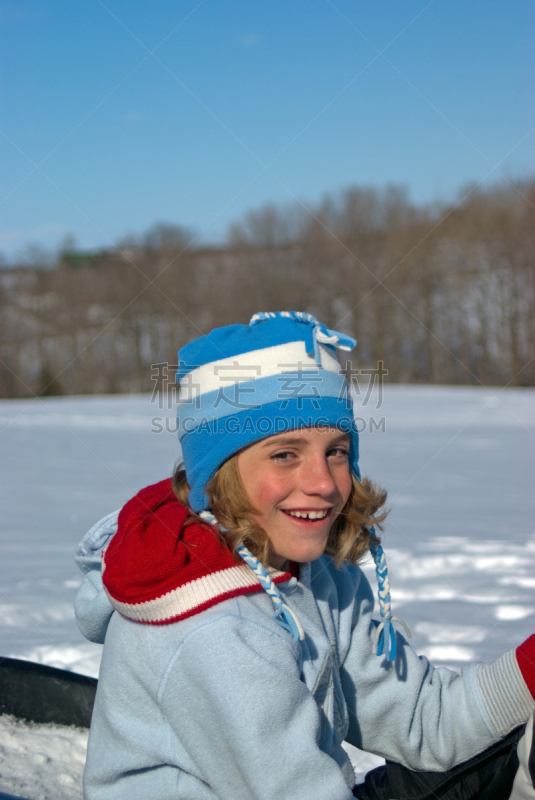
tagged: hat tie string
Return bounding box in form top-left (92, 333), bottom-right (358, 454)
top-left (249, 311), bottom-right (356, 366)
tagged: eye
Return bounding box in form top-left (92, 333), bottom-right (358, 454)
top-left (327, 446), bottom-right (349, 459)
top-left (270, 450), bottom-right (296, 462)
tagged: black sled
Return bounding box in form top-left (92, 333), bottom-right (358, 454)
top-left (0, 656), bottom-right (97, 728)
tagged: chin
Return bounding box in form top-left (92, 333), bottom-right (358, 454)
top-left (291, 546), bottom-right (328, 564)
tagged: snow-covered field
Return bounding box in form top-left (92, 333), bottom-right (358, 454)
top-left (0, 716), bottom-right (88, 800)
top-left (1, 386), bottom-right (534, 798)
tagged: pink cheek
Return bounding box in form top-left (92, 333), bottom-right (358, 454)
top-left (250, 483), bottom-right (280, 508)
top-left (252, 480), bottom-right (289, 510)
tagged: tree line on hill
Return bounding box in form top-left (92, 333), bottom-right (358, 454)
top-left (1, 179), bottom-right (533, 399)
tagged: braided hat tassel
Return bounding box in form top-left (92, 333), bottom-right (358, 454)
top-left (236, 546), bottom-right (304, 643)
top-left (368, 538), bottom-right (411, 660)
top-left (199, 512), bottom-right (304, 644)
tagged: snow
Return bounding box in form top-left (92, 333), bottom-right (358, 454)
top-left (1, 386), bottom-right (534, 798)
top-left (0, 715), bottom-right (87, 800)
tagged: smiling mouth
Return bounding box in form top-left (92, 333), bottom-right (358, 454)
top-left (281, 509), bottom-right (331, 521)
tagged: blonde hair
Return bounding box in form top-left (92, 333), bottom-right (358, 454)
top-left (172, 456), bottom-right (387, 568)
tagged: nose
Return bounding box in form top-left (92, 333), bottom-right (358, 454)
top-left (301, 451), bottom-right (338, 498)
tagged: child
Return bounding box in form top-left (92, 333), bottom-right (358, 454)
top-left (75, 311), bottom-right (535, 799)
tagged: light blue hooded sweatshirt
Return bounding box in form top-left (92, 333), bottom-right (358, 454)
top-left (74, 501), bottom-right (534, 800)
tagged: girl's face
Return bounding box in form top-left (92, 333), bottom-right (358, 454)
top-left (236, 427), bottom-right (352, 569)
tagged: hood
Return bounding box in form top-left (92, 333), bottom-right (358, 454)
top-left (97, 479), bottom-right (291, 626)
top-left (74, 509), bottom-right (120, 644)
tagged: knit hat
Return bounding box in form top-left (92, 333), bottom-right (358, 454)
top-left (176, 311), bottom-right (408, 658)
top-left (177, 311), bottom-right (359, 513)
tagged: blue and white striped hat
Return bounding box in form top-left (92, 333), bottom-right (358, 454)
top-left (176, 311), bottom-right (359, 513)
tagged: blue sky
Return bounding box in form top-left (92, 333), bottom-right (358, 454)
top-left (1, 0), bottom-right (533, 261)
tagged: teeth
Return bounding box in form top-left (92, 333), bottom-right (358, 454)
top-left (286, 510), bottom-right (328, 520)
